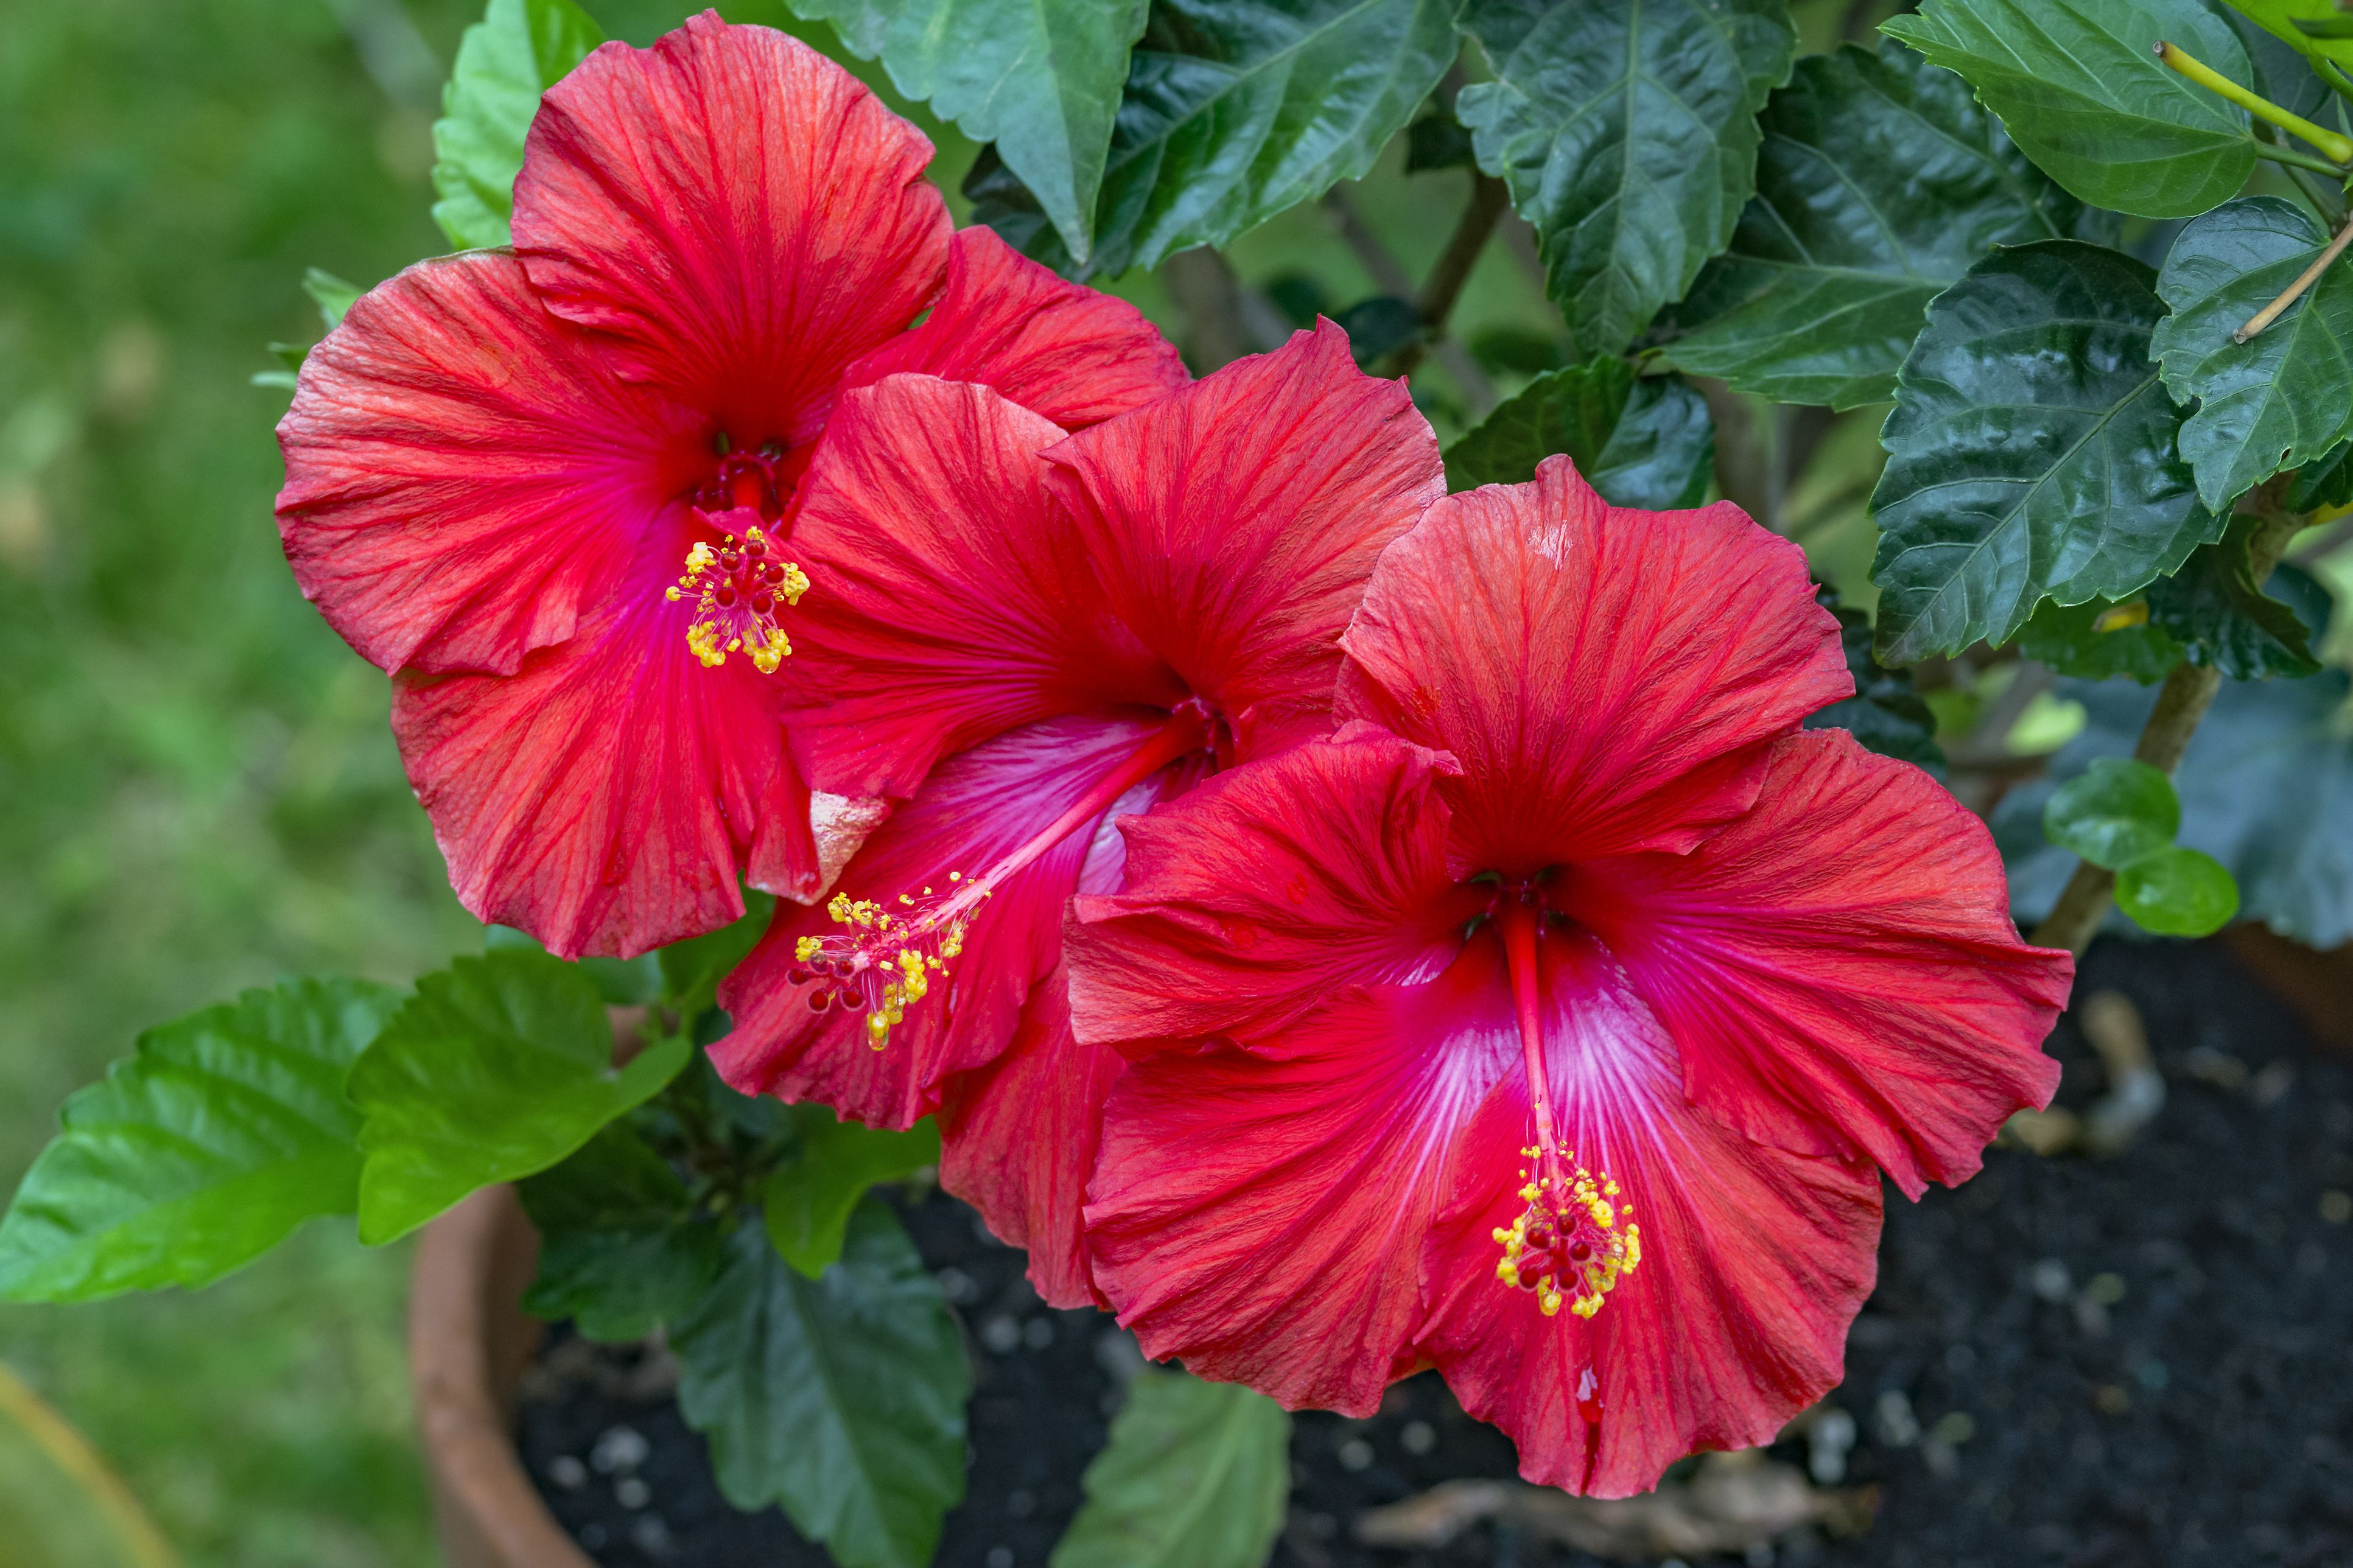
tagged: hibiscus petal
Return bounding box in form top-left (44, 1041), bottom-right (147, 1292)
top-left (838, 226), bottom-right (1186, 430)
top-left (1045, 321), bottom-right (1446, 759)
top-left (1339, 455), bottom-right (1851, 866)
top-left (278, 251), bottom-right (702, 676)
top-left (1068, 726), bottom-right (1474, 1054)
top-left (1085, 954), bottom-right (1518, 1416)
top-left (512, 12), bottom-right (950, 441)
top-left (391, 595), bottom-right (807, 960)
top-left (1567, 729), bottom-right (2071, 1197)
top-left (1415, 931), bottom-right (1880, 1497)
top-left (780, 376), bottom-right (1182, 800)
top-left (715, 713), bottom-right (1180, 1127)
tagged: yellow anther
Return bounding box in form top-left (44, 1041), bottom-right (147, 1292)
top-left (1493, 1141), bottom-right (1641, 1326)
top-left (672, 525), bottom-right (802, 674)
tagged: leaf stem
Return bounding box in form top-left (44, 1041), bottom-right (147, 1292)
top-left (2236, 213), bottom-right (2353, 343)
top-left (2156, 40), bottom-right (2353, 165)
top-left (2029, 506), bottom-right (2309, 957)
top-left (2254, 138), bottom-right (2352, 177)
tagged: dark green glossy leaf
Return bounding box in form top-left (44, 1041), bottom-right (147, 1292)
top-left (2145, 517), bottom-right (2326, 679)
top-left (674, 1204), bottom-right (969, 1568)
top-left (763, 1109), bottom-right (940, 1278)
top-left (2017, 596), bottom-right (2186, 684)
top-left (1882, 0), bottom-right (2254, 220)
top-left (1443, 356), bottom-right (1713, 509)
top-left (2044, 756), bottom-right (2179, 869)
top-left (790, 0), bottom-right (1148, 264)
top-left (1803, 590), bottom-right (1946, 771)
top-left (2153, 197), bottom-right (2353, 511)
top-left (348, 950), bottom-right (687, 1245)
top-left (1406, 108), bottom-right (1476, 171)
top-left (518, 1123), bottom-right (722, 1342)
top-left (1998, 668), bottom-right (2353, 946)
top-left (656, 892), bottom-right (775, 1020)
top-left (2116, 844), bottom-right (2240, 935)
top-left (1459, 0), bottom-right (1795, 353)
top-left (430, 0), bottom-right (603, 251)
top-left (1466, 324), bottom-right (1568, 376)
top-left (1870, 241), bottom-right (2221, 665)
top-left (1666, 39), bottom-right (2085, 410)
top-left (972, 0), bottom-right (1457, 278)
top-left (1333, 295), bottom-right (1423, 366)
top-left (2287, 439), bottom-right (2353, 511)
top-left (1050, 1369), bottom-right (1292, 1568)
top-left (0, 979), bottom-right (401, 1302)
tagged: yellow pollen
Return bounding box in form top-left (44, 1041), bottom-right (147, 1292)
top-left (672, 524), bottom-right (808, 674)
top-left (791, 874), bottom-right (991, 1050)
top-left (1492, 1141), bottom-right (1641, 1324)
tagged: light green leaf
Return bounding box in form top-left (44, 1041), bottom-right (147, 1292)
top-left (1882, 0), bottom-right (2255, 220)
top-left (1442, 357), bottom-right (1714, 509)
top-left (790, 0), bottom-right (1148, 264)
top-left (656, 892), bottom-right (774, 1020)
top-left (430, 0), bottom-right (604, 251)
top-left (2043, 756), bottom-right (2180, 869)
top-left (517, 1124), bottom-right (723, 1342)
top-left (1051, 1368), bottom-right (1291, 1568)
top-left (2223, 0), bottom-right (2353, 72)
top-left (348, 950), bottom-right (686, 1245)
top-left (0, 979), bottom-right (401, 1302)
top-left (763, 1109), bottom-right (939, 1278)
top-left (1870, 241), bottom-right (2222, 664)
top-left (302, 268), bottom-right (362, 331)
top-left (2116, 844), bottom-right (2240, 935)
top-left (674, 1203), bottom-right (969, 1568)
top-left (2153, 197), bottom-right (2353, 512)
top-left (972, 0), bottom-right (1459, 278)
top-left (1666, 38), bottom-right (2086, 410)
top-left (1459, 0), bottom-right (1796, 354)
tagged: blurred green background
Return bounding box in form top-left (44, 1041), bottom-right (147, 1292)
top-left (0, 1), bottom-right (1566, 1561)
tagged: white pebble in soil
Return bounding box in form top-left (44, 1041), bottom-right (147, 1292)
top-left (631, 1514), bottom-right (673, 1556)
top-left (1338, 1437), bottom-right (1375, 1472)
top-left (547, 1454), bottom-right (589, 1491)
top-left (615, 1475), bottom-right (651, 1511)
top-left (980, 1315), bottom-right (1022, 1355)
top-left (591, 1424), bottom-right (650, 1474)
top-left (937, 1266), bottom-right (977, 1304)
top-left (1399, 1420), bottom-right (1436, 1456)
top-left (986, 1547), bottom-right (1014, 1568)
top-left (1022, 1317), bottom-right (1054, 1351)
top-left (1008, 1488), bottom-right (1036, 1518)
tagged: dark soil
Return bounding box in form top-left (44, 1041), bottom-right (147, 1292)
top-left (517, 938), bottom-right (2353, 1568)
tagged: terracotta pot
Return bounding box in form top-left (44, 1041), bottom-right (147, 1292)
top-left (409, 1185), bottom-right (592, 1568)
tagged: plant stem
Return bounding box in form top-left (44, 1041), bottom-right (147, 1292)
top-left (2029, 508), bottom-right (2309, 956)
top-left (1388, 173), bottom-right (1510, 387)
top-left (2237, 213), bottom-right (2353, 342)
top-left (2156, 40), bottom-right (2353, 165)
top-left (1322, 186), bottom-right (1498, 413)
top-left (2254, 138), bottom-right (2352, 178)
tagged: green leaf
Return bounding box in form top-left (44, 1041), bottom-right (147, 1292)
top-left (1803, 590), bottom-right (1947, 772)
top-left (0, 979), bottom-right (401, 1302)
top-left (2153, 197), bottom-right (2353, 513)
top-left (1442, 356), bottom-right (1714, 510)
top-left (2017, 597), bottom-right (2187, 684)
top-left (2225, 4), bottom-right (2341, 121)
top-left (517, 1124), bottom-right (723, 1342)
top-left (430, 0), bottom-right (604, 251)
top-left (972, 0), bottom-right (1457, 278)
top-left (2115, 844), bottom-right (2240, 935)
top-left (2286, 439), bottom-right (2353, 511)
top-left (789, 0), bottom-right (1148, 265)
top-left (348, 950), bottom-right (687, 1245)
top-left (673, 1203), bottom-right (969, 1568)
top-left (1459, 0), bottom-right (1795, 354)
top-left (2223, 0), bottom-right (2353, 72)
top-left (764, 1110), bottom-right (941, 1278)
top-left (1665, 39), bottom-right (2086, 410)
top-left (1881, 0), bottom-right (2254, 221)
top-left (1050, 1368), bottom-right (1291, 1568)
top-left (1869, 241), bottom-right (2222, 665)
top-left (2144, 516), bottom-right (2326, 679)
top-left (1333, 295), bottom-right (1424, 367)
top-left (656, 892), bottom-right (775, 1020)
top-left (2043, 756), bottom-right (2180, 869)
top-left (1997, 669), bottom-right (2353, 946)
top-left (302, 268), bottom-right (362, 331)
top-left (487, 922), bottom-right (663, 1006)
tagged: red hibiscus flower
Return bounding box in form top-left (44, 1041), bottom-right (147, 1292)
top-left (711, 323), bottom-right (1447, 1306)
top-left (275, 12), bottom-right (1183, 958)
top-left (1064, 457), bottom-right (2073, 1494)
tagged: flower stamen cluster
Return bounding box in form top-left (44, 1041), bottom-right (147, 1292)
top-left (1493, 1143), bottom-right (1640, 1319)
top-left (667, 525), bottom-right (807, 673)
top-left (789, 876), bottom-right (987, 1049)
